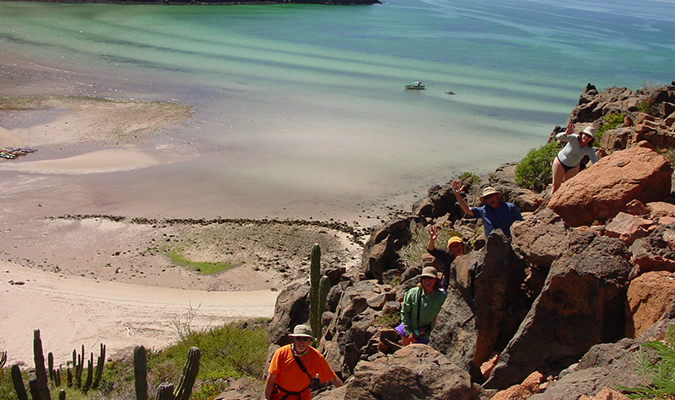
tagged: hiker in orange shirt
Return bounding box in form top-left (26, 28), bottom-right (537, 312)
top-left (265, 325), bottom-right (343, 400)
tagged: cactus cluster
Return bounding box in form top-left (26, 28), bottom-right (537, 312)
top-left (11, 330), bottom-right (106, 400)
top-left (308, 243), bottom-right (332, 342)
top-left (10, 331), bottom-right (200, 400)
top-left (133, 345), bottom-right (200, 400)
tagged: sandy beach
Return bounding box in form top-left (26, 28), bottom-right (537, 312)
top-left (0, 53), bottom-right (366, 365)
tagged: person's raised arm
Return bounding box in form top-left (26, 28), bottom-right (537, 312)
top-left (556, 123), bottom-right (575, 140)
top-left (427, 225), bottom-right (438, 251)
top-left (452, 180), bottom-right (474, 217)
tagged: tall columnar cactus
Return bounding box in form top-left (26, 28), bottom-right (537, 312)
top-left (318, 275), bottom-right (332, 328)
top-left (11, 364), bottom-right (29, 400)
top-left (92, 343), bottom-right (106, 390)
top-left (82, 354), bottom-right (93, 393)
top-left (133, 345), bottom-right (148, 400)
top-left (28, 379), bottom-right (42, 400)
top-left (33, 330), bottom-right (51, 400)
top-left (75, 345), bottom-right (84, 389)
top-left (173, 347), bottom-right (200, 400)
top-left (156, 383), bottom-right (175, 400)
top-left (54, 370), bottom-right (61, 388)
top-left (47, 353), bottom-right (55, 383)
top-left (309, 243), bottom-right (322, 339)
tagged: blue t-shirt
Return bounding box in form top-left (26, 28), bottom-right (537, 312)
top-left (471, 202), bottom-right (523, 238)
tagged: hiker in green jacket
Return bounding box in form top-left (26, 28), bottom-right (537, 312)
top-left (395, 267), bottom-right (447, 345)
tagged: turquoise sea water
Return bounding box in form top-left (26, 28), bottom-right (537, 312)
top-left (0, 0), bottom-right (674, 222)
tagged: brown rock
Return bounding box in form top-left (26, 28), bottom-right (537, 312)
top-left (342, 345), bottom-right (478, 400)
top-left (665, 111), bottom-right (675, 128)
top-left (624, 199), bottom-right (649, 216)
top-left (629, 233), bottom-right (675, 278)
top-left (521, 371), bottom-right (545, 393)
top-left (549, 144), bottom-right (673, 227)
top-left (604, 212), bottom-right (653, 246)
top-left (511, 208), bottom-right (571, 268)
top-left (485, 233), bottom-right (632, 389)
top-left (589, 387), bottom-right (631, 400)
top-left (480, 354), bottom-right (499, 378)
top-left (648, 201), bottom-right (675, 219)
top-left (626, 271), bottom-right (675, 338)
top-left (490, 385), bottom-right (532, 400)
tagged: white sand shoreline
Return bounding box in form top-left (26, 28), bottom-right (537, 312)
top-left (1, 261), bottom-right (278, 365)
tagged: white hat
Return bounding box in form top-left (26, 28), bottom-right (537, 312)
top-left (288, 324), bottom-right (314, 339)
top-left (581, 126), bottom-right (596, 139)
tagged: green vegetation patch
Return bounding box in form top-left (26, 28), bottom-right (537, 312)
top-left (515, 141), bottom-right (560, 192)
top-left (458, 171), bottom-right (481, 185)
top-left (167, 250), bottom-right (234, 274)
top-left (595, 112), bottom-right (626, 145)
top-left (617, 325), bottom-right (675, 399)
top-left (93, 319), bottom-right (268, 400)
top-left (399, 224), bottom-right (462, 267)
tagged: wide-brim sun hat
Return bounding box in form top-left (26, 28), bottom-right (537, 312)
top-left (480, 187), bottom-right (502, 200)
top-left (447, 236), bottom-right (463, 247)
top-left (420, 266), bottom-right (441, 279)
top-left (288, 324), bottom-right (315, 339)
top-left (581, 126), bottom-right (596, 139)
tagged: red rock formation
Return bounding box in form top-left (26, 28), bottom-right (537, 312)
top-left (548, 143), bottom-right (672, 227)
top-left (626, 271), bottom-right (675, 338)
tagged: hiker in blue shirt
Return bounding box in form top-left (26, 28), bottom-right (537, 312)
top-left (452, 181), bottom-right (522, 238)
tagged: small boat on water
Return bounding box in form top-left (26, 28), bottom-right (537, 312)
top-left (404, 81), bottom-right (425, 90)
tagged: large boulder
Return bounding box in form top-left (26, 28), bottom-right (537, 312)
top-left (484, 233), bottom-right (632, 389)
top-left (629, 225), bottom-right (675, 278)
top-left (335, 345), bottom-right (483, 400)
top-left (267, 280), bottom-right (310, 345)
top-left (511, 208), bottom-right (572, 269)
top-left (428, 286), bottom-right (478, 372)
top-left (548, 144), bottom-right (673, 227)
top-left (361, 219), bottom-right (412, 282)
top-left (473, 230), bottom-right (529, 366)
top-left (320, 279), bottom-right (393, 376)
top-left (626, 270), bottom-right (675, 338)
top-left (527, 339), bottom-right (645, 400)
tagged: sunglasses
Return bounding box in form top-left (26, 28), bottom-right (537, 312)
top-left (293, 337), bottom-right (311, 342)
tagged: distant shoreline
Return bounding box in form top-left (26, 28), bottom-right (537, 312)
top-left (0, 0), bottom-right (382, 5)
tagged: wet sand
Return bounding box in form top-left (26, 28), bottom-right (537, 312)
top-left (0, 51), bottom-right (366, 365)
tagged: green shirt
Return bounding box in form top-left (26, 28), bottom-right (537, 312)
top-left (400, 286), bottom-right (447, 338)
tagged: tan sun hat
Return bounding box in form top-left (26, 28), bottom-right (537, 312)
top-left (581, 126), bottom-right (596, 139)
top-left (480, 186), bottom-right (502, 200)
top-left (420, 266), bottom-right (441, 279)
top-left (288, 324), bottom-right (315, 339)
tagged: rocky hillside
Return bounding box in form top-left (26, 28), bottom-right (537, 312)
top-left (258, 81), bottom-right (675, 400)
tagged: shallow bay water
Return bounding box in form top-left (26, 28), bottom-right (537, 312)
top-left (0, 0), bottom-right (674, 224)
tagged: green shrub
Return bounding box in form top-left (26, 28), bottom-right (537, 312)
top-left (515, 141), bottom-right (560, 191)
top-left (45, 319), bottom-right (270, 400)
top-left (637, 97), bottom-right (655, 115)
top-left (398, 224), bottom-right (462, 267)
top-left (595, 112), bottom-right (626, 145)
top-left (658, 148), bottom-right (675, 168)
top-left (617, 325), bottom-right (675, 399)
top-left (458, 171), bottom-right (481, 185)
